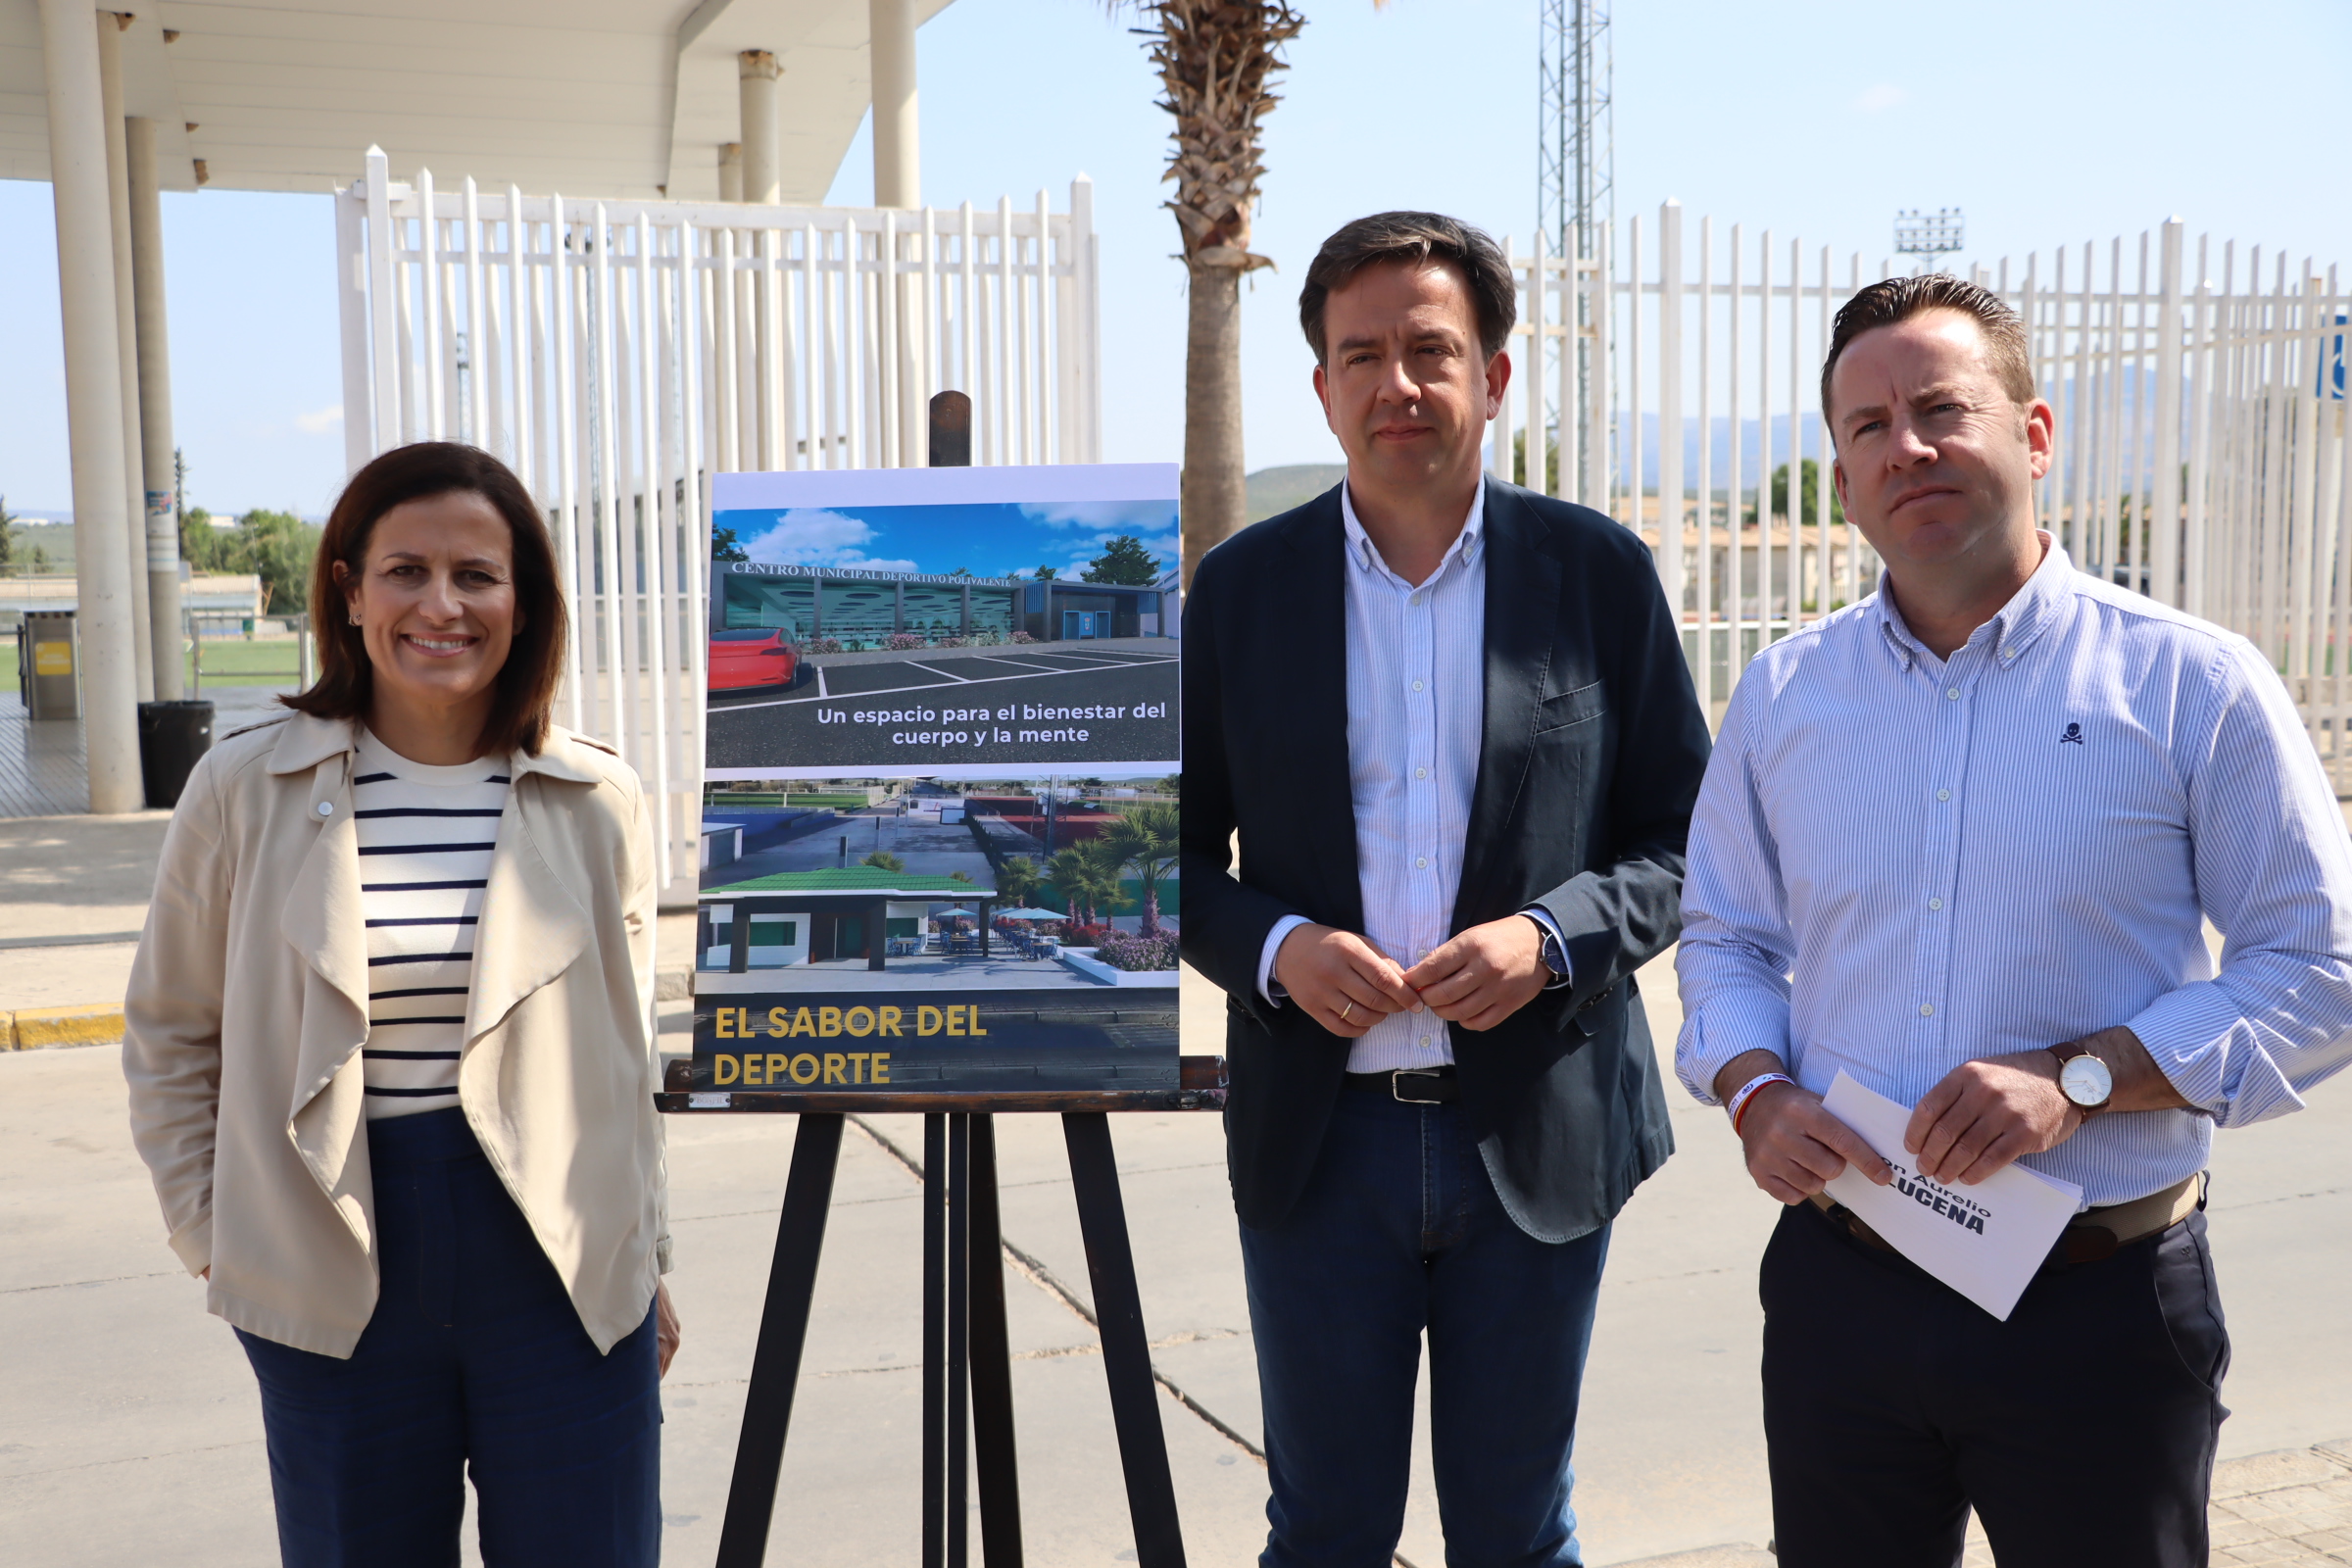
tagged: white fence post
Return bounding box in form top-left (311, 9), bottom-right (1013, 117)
top-left (336, 156), bottom-right (1108, 876)
top-left (1657, 201), bottom-right (1685, 624)
top-left (2152, 219), bottom-right (2185, 608)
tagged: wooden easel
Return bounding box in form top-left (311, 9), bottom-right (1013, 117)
top-left (657, 1063), bottom-right (1222, 1568)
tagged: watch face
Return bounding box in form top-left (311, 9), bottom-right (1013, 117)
top-left (2060, 1054), bottom-right (2113, 1108)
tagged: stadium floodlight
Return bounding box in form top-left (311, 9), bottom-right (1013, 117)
top-left (1893, 208), bottom-right (1965, 272)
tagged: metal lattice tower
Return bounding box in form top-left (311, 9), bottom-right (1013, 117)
top-left (1538, 0), bottom-right (1612, 262)
top-left (1538, 0), bottom-right (1611, 497)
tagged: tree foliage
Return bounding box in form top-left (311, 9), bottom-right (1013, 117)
top-left (710, 525), bottom-right (750, 564)
top-left (182, 508), bottom-right (324, 614)
top-left (1098, 803), bottom-right (1179, 935)
top-left (1083, 534), bottom-right (1161, 586)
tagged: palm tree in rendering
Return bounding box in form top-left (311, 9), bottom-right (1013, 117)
top-left (994, 854), bottom-right (1044, 908)
top-left (1048, 845), bottom-right (1121, 928)
top-left (1099, 804), bottom-right (1179, 936)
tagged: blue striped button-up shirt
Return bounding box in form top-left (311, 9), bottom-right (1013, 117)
top-left (1253, 480), bottom-right (1572, 1073)
top-left (1675, 537), bottom-right (2352, 1206)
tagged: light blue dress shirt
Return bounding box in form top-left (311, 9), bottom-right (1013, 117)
top-left (1676, 536), bottom-right (2352, 1206)
top-left (1256, 479), bottom-right (1569, 1073)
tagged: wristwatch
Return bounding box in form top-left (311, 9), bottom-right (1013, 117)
top-left (2048, 1042), bottom-right (2114, 1115)
top-left (1523, 914), bottom-right (1569, 984)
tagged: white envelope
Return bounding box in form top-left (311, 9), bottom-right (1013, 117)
top-left (1818, 1070), bottom-right (2084, 1321)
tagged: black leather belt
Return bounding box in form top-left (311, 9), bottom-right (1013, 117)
top-left (1345, 1066), bottom-right (1459, 1104)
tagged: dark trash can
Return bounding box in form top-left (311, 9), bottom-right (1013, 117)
top-left (138, 700), bottom-right (215, 809)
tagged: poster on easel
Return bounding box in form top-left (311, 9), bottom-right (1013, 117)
top-left (691, 464), bottom-right (1182, 1098)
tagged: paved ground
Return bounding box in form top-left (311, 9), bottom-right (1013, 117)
top-left (12, 798), bottom-right (2352, 1562)
top-left (9, 952), bottom-right (2352, 1566)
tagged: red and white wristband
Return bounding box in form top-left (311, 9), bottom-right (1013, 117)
top-left (1725, 1071), bottom-right (1795, 1136)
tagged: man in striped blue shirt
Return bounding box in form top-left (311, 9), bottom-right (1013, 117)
top-left (1677, 274), bottom-right (2352, 1567)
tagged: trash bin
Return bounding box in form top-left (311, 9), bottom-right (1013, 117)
top-left (21, 610), bottom-right (79, 720)
top-left (138, 699), bottom-right (215, 808)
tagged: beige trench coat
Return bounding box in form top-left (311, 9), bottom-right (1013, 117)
top-left (123, 710), bottom-right (670, 1358)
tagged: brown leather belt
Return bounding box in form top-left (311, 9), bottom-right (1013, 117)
top-left (1808, 1171), bottom-right (2203, 1269)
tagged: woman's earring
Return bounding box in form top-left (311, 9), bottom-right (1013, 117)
top-left (349, 613), bottom-right (362, 627)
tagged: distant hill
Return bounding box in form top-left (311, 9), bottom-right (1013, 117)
top-left (1245, 464), bottom-right (1345, 523)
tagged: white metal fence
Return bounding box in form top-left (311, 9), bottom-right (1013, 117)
top-left (334, 149), bottom-right (1103, 883)
top-left (1499, 205), bottom-right (2352, 785)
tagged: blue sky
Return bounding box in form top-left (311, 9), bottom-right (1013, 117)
top-left (718, 498), bottom-right (1178, 580)
top-left (2, 0), bottom-right (2346, 514)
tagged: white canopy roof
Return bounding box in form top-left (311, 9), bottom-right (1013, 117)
top-left (0, 0), bottom-right (951, 197)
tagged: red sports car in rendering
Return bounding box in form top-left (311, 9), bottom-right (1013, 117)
top-left (710, 628), bottom-right (800, 692)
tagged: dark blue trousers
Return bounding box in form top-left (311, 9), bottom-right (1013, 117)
top-left (1238, 1089), bottom-right (1612, 1568)
top-left (235, 1108), bottom-right (662, 1568)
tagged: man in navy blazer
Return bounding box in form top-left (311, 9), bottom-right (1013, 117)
top-left (1181, 213), bottom-right (1710, 1566)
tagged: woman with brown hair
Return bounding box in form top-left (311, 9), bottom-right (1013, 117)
top-left (124, 442), bottom-right (678, 1566)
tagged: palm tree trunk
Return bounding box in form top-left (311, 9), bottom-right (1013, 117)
top-left (1182, 263), bottom-right (1245, 588)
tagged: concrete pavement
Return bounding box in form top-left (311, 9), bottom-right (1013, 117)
top-left (10, 954), bottom-right (2352, 1564)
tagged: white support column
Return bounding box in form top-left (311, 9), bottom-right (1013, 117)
top-left (738, 52), bottom-right (781, 206)
top-left (97, 11), bottom-right (152, 700)
top-left (363, 147), bottom-right (401, 455)
top-left (126, 116), bottom-right (183, 700)
top-left (716, 141), bottom-right (742, 203)
top-left (869, 0), bottom-right (920, 209)
top-left (2150, 218), bottom-right (2185, 609)
top-left (39, 0), bottom-right (141, 811)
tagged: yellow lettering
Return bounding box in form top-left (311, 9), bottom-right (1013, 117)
top-left (968, 1007), bottom-right (988, 1037)
top-left (878, 1005), bottom-right (905, 1037)
top-left (790, 1006), bottom-right (816, 1038)
top-left (766, 1053), bottom-right (790, 1084)
top-left (822, 1053), bottom-right (847, 1084)
top-left (845, 1005), bottom-right (876, 1038)
top-left (789, 1053), bottom-right (820, 1085)
top-left (917, 1005), bottom-right (944, 1037)
top-left (847, 1051), bottom-right (869, 1083)
top-left (714, 1008), bottom-right (733, 1040)
top-left (767, 1006), bottom-right (790, 1038)
top-left (871, 1052), bottom-right (891, 1084)
top-left (742, 1054), bottom-right (765, 1086)
top-left (818, 1006), bottom-right (844, 1037)
top-left (945, 1004), bottom-right (966, 1037)
top-left (713, 1054), bottom-right (740, 1085)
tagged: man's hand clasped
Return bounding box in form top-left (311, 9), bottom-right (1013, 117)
top-left (1717, 1031), bottom-right (2168, 1204)
top-left (1274, 916), bottom-right (1552, 1039)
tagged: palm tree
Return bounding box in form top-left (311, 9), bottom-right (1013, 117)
top-left (994, 854), bottom-right (1043, 908)
top-left (1048, 846), bottom-right (1120, 928)
top-left (1116, 2), bottom-right (1306, 587)
top-left (861, 850), bottom-right (906, 873)
top-left (1099, 803), bottom-right (1179, 935)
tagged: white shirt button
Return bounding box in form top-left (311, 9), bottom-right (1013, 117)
top-left (1929, 897), bottom-right (1944, 910)
top-left (1416, 767), bottom-right (1428, 779)
top-left (1415, 857), bottom-right (1429, 869)
top-left (1409, 592), bottom-right (1423, 607)
top-left (317, 802), bottom-right (333, 817)
top-left (1920, 1003), bottom-right (1935, 1016)
top-left (1421, 1036), bottom-right (1433, 1048)
top-left (1411, 679), bottom-right (1425, 693)
top-left (1936, 788), bottom-right (1951, 802)
top-left (1946, 687), bottom-right (1962, 701)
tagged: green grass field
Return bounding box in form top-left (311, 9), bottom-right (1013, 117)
top-left (1, 636), bottom-right (308, 696)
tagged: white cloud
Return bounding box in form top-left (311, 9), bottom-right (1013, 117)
top-left (293, 405), bottom-right (343, 435)
top-left (1017, 501), bottom-right (1177, 531)
top-left (743, 508), bottom-right (917, 572)
top-left (1854, 84), bottom-right (1905, 114)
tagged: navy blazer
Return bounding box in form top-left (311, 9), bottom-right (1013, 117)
top-left (1180, 478), bottom-right (1712, 1242)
